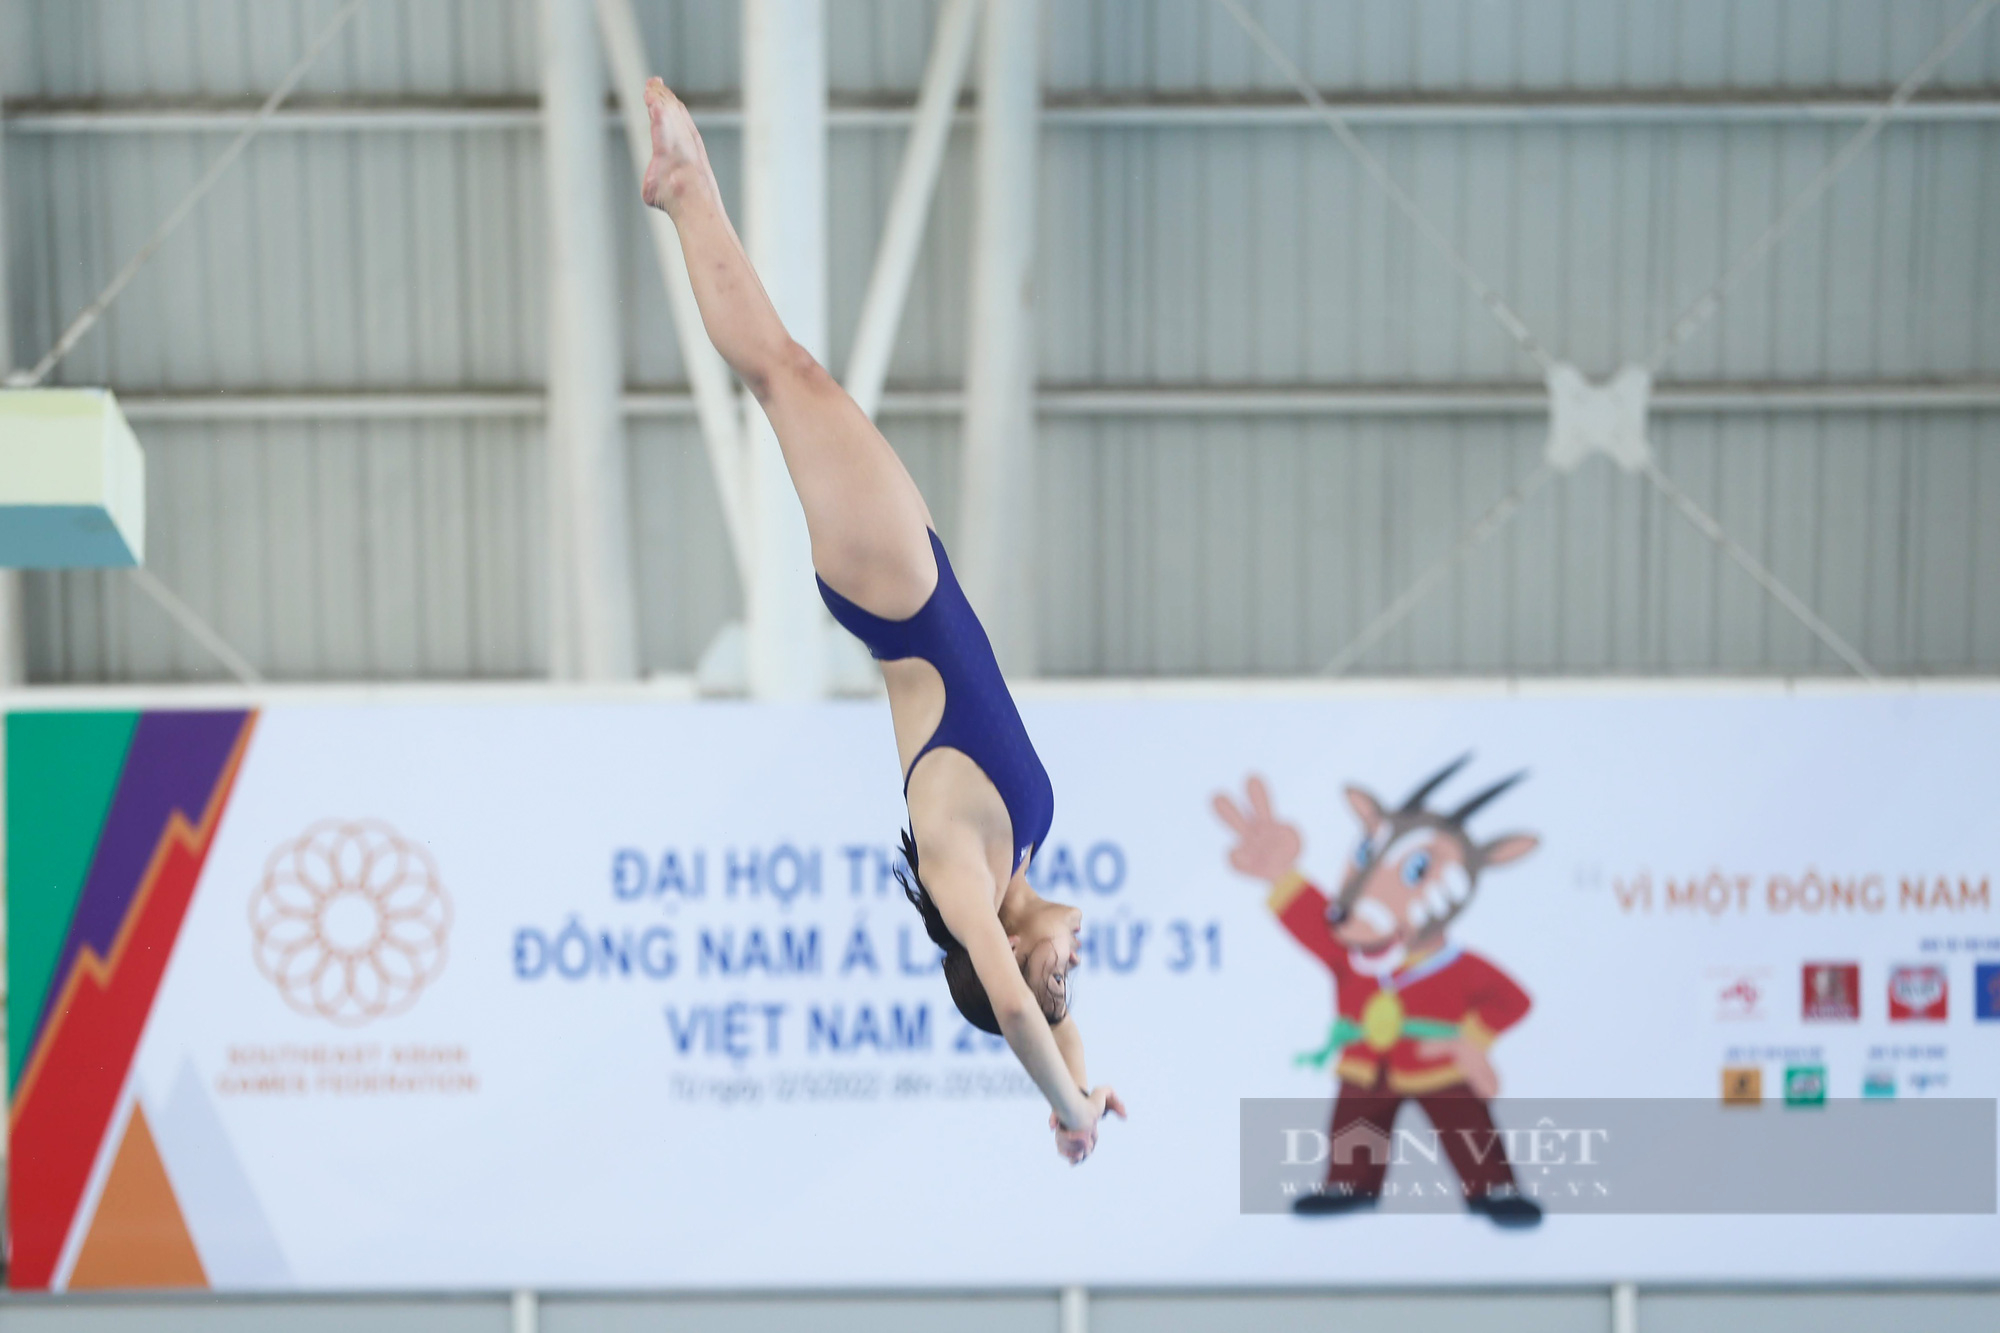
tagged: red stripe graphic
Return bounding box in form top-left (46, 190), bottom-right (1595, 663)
top-left (7, 714), bottom-right (255, 1291)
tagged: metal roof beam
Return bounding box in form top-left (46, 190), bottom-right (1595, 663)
top-left (109, 379), bottom-right (2000, 424)
top-left (10, 89), bottom-right (2000, 133)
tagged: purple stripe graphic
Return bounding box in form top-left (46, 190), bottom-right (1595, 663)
top-left (32, 710), bottom-right (249, 1056)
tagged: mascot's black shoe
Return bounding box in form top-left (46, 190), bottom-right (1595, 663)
top-left (1291, 1192), bottom-right (1380, 1217)
top-left (1467, 1193), bottom-right (1543, 1228)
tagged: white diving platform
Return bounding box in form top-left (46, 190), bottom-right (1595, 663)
top-left (0, 388), bottom-right (147, 568)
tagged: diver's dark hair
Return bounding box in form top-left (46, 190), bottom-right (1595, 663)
top-left (896, 828), bottom-right (1003, 1035)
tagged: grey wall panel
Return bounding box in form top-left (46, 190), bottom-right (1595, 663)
top-left (1036, 122), bottom-right (2000, 388)
top-left (6, 0), bottom-right (2000, 684)
top-left (8, 1), bottom-right (2000, 101)
top-left (31, 409), bottom-right (1999, 684)
top-left (5, 128), bottom-right (548, 393)
top-left (0, 0), bottom-right (924, 103)
top-left (23, 420), bottom-right (549, 682)
top-left (1092, 1290), bottom-right (1609, 1333)
top-left (1640, 1288), bottom-right (2000, 1333)
top-left (0, 1295), bottom-right (512, 1333)
top-left (14, 415), bottom-right (2000, 686)
top-left (628, 418), bottom-right (737, 672)
top-left (12, 45), bottom-right (2000, 398)
top-left (826, 0), bottom-right (944, 97)
top-left (1041, 0), bottom-right (2000, 95)
top-left (1037, 412), bottom-right (2000, 678)
top-left (542, 1293), bottom-right (1058, 1333)
top-left (4, 1288), bottom-right (1998, 1333)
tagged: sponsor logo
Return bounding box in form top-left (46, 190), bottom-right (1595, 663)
top-left (1862, 1068), bottom-right (1896, 1099)
top-left (1721, 1065), bottom-right (1762, 1106)
top-left (1976, 962), bottom-right (2000, 1021)
top-left (251, 820), bottom-right (453, 1026)
top-left (1888, 965), bottom-right (1947, 1022)
top-left (1802, 962), bottom-right (1860, 1021)
top-left (1783, 1064), bottom-right (1827, 1108)
top-left (1907, 1069), bottom-right (1951, 1096)
top-left (1708, 966), bottom-right (1771, 1021)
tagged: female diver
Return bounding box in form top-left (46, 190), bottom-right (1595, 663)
top-left (640, 78), bottom-right (1124, 1163)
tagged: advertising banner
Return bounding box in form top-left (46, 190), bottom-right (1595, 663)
top-left (7, 692), bottom-right (1999, 1290)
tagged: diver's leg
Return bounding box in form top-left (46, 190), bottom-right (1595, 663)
top-left (641, 79), bottom-right (936, 617)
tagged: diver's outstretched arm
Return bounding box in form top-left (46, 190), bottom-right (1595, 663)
top-left (1052, 1015), bottom-right (1087, 1090)
top-left (1048, 1017), bottom-right (1114, 1162)
top-left (640, 78), bottom-right (936, 618)
top-left (921, 839), bottom-right (1121, 1162)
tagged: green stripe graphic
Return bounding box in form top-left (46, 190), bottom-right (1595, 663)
top-left (6, 710), bottom-right (140, 1093)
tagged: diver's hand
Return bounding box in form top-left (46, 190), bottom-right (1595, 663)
top-left (1051, 1086), bottom-right (1127, 1164)
top-left (1051, 1112), bottom-right (1093, 1164)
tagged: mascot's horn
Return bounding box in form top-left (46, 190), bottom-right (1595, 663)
top-left (1449, 771), bottom-right (1527, 824)
top-left (1397, 753), bottom-right (1473, 814)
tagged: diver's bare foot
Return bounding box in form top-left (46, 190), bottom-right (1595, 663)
top-left (641, 78), bottom-right (713, 215)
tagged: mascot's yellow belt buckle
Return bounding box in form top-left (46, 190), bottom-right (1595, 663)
top-left (1361, 991), bottom-right (1406, 1051)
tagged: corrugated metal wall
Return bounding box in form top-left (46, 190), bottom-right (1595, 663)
top-left (4, 0), bottom-right (1998, 681)
top-left (1040, 410), bottom-right (2000, 675)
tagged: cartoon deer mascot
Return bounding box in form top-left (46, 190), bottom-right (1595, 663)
top-left (1214, 756), bottom-right (1542, 1226)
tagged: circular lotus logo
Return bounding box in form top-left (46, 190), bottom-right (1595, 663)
top-left (250, 820), bottom-right (451, 1026)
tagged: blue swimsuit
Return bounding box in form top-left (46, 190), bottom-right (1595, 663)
top-left (817, 530), bottom-right (1054, 873)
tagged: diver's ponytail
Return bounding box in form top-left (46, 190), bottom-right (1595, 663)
top-left (896, 827), bottom-right (1003, 1035)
